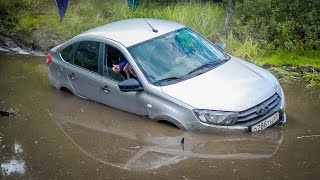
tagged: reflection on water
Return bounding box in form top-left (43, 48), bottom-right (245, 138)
top-left (49, 88), bottom-right (284, 171)
top-left (1, 142), bottom-right (26, 176)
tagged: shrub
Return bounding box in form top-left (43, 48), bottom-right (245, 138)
top-left (232, 0), bottom-right (320, 51)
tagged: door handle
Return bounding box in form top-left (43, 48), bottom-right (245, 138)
top-left (101, 86), bottom-right (110, 93)
top-left (68, 73), bottom-right (76, 80)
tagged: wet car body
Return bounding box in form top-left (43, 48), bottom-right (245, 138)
top-left (47, 18), bottom-right (286, 133)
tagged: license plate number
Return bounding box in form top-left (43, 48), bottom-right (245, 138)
top-left (251, 112), bottom-right (279, 132)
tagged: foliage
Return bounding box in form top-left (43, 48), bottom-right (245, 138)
top-left (232, 0), bottom-right (320, 51)
top-left (304, 72), bottom-right (320, 88)
top-left (0, 0), bottom-right (226, 50)
top-left (219, 31), bottom-right (262, 61)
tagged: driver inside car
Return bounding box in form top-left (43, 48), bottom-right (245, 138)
top-left (112, 61), bottom-right (137, 79)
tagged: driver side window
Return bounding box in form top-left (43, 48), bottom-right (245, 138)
top-left (103, 45), bottom-right (126, 81)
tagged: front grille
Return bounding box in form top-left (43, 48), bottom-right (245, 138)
top-left (235, 93), bottom-right (281, 127)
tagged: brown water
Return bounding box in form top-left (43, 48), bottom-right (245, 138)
top-left (0, 54), bottom-right (319, 179)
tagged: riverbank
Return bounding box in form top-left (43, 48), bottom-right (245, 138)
top-left (0, 35), bottom-right (44, 56)
top-left (0, 0), bottom-right (319, 87)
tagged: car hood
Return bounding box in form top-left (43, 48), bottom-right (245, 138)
top-left (160, 57), bottom-right (278, 111)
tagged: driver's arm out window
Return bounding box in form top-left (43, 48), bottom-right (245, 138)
top-left (103, 45), bottom-right (126, 81)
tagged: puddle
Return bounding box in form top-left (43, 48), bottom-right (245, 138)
top-left (0, 54), bottom-right (320, 179)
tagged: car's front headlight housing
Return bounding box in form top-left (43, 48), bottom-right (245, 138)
top-left (276, 81), bottom-right (286, 110)
top-left (193, 109), bottom-right (238, 126)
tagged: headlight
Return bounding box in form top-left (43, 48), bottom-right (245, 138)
top-left (193, 109), bottom-right (238, 126)
top-left (275, 79), bottom-right (285, 109)
top-left (277, 84), bottom-right (286, 110)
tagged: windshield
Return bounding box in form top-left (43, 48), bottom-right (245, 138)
top-left (129, 28), bottom-right (227, 85)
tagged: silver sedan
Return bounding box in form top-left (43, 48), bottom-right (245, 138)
top-left (47, 18), bottom-right (286, 133)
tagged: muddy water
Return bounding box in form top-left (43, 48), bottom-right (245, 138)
top-left (0, 54), bottom-right (319, 179)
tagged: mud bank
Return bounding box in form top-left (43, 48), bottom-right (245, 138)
top-left (0, 35), bottom-right (44, 56)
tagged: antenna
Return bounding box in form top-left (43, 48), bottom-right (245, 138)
top-left (143, 19), bottom-right (158, 33)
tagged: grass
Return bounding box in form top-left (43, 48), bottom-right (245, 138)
top-left (257, 51), bottom-right (320, 68)
top-left (304, 71), bottom-right (320, 88)
top-left (259, 51), bottom-right (320, 88)
top-left (219, 31), bottom-right (263, 61)
top-left (0, 0), bottom-right (229, 52)
top-left (5, 0), bottom-right (226, 46)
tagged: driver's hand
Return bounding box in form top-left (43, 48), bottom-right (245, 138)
top-left (112, 64), bottom-right (120, 72)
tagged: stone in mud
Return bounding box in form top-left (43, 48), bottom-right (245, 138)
top-left (0, 107), bottom-right (18, 116)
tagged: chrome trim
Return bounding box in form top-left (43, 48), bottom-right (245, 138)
top-left (237, 93), bottom-right (281, 125)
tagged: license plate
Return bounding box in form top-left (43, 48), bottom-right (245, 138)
top-left (251, 112), bottom-right (279, 132)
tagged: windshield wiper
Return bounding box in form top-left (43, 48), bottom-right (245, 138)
top-left (224, 54), bottom-right (231, 61)
top-left (187, 61), bottom-right (222, 75)
top-left (154, 76), bottom-right (183, 84)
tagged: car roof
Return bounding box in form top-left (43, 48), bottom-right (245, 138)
top-left (76, 18), bottom-right (185, 47)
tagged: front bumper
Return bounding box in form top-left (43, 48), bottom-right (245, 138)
top-left (195, 110), bottom-right (286, 134)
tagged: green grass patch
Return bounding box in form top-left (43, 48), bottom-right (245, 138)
top-left (256, 50), bottom-right (320, 68)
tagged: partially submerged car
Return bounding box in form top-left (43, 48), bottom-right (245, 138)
top-left (49, 89), bottom-right (284, 171)
top-left (47, 18), bottom-right (286, 133)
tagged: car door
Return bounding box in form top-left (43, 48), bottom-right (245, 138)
top-left (99, 43), bottom-right (147, 115)
top-left (65, 41), bottom-right (102, 102)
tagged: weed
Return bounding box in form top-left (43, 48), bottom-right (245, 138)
top-left (219, 31), bottom-right (262, 61)
top-left (304, 70), bottom-right (320, 88)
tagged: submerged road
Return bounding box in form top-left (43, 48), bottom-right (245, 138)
top-left (0, 54), bottom-right (320, 179)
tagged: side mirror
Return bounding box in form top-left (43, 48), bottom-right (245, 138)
top-left (216, 42), bottom-right (226, 51)
top-left (118, 78), bottom-right (143, 92)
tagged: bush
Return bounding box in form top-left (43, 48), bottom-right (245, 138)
top-left (232, 0), bottom-right (320, 51)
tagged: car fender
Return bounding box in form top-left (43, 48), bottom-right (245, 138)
top-left (153, 115), bottom-right (186, 130)
top-left (146, 89), bottom-right (197, 131)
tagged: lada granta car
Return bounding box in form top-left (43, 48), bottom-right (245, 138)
top-left (47, 18), bottom-right (286, 133)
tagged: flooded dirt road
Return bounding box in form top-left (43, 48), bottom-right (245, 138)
top-left (0, 54), bottom-right (320, 179)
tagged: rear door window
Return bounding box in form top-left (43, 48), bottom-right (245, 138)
top-left (74, 41), bottom-right (100, 73)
